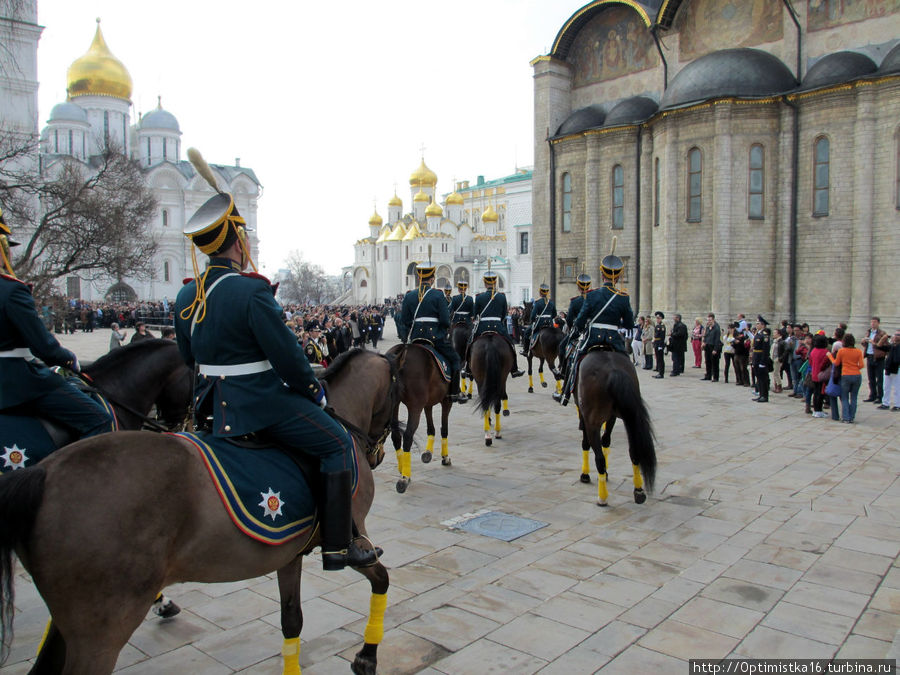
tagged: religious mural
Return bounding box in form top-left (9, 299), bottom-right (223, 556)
top-left (808, 0), bottom-right (900, 31)
top-left (677, 0), bottom-right (784, 62)
top-left (568, 6), bottom-right (658, 87)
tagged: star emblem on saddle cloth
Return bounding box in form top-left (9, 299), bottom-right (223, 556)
top-left (259, 487), bottom-right (285, 521)
top-left (2, 444), bottom-right (28, 470)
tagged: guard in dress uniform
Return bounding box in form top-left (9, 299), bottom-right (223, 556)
top-left (0, 206), bottom-right (113, 438)
top-left (448, 280), bottom-right (475, 328)
top-left (652, 311), bottom-right (667, 378)
top-left (522, 283), bottom-right (557, 356)
top-left (174, 149), bottom-right (378, 571)
top-left (472, 265), bottom-right (525, 377)
top-left (554, 246), bottom-right (633, 403)
top-left (304, 321), bottom-right (327, 367)
top-left (752, 315), bottom-right (772, 403)
top-left (442, 282), bottom-right (453, 304)
top-left (397, 258), bottom-right (466, 402)
top-left (556, 271), bottom-right (592, 372)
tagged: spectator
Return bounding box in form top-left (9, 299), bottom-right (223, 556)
top-left (722, 323), bottom-right (736, 384)
top-left (641, 318), bottom-right (654, 370)
top-left (631, 317), bottom-right (644, 367)
top-left (161, 327), bottom-right (175, 340)
top-left (108, 322), bottom-right (127, 351)
top-left (833, 333), bottom-right (865, 424)
top-left (809, 332), bottom-right (830, 418)
top-left (701, 313), bottom-right (721, 382)
top-left (880, 329), bottom-right (900, 411)
top-left (130, 322), bottom-right (154, 343)
top-left (860, 317), bottom-right (889, 404)
top-left (669, 314), bottom-right (688, 376)
top-left (732, 324), bottom-right (750, 387)
top-left (690, 318), bottom-right (703, 368)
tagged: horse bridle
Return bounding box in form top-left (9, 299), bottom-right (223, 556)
top-left (76, 371), bottom-right (187, 433)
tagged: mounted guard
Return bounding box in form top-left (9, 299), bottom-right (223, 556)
top-left (522, 282), bottom-right (556, 356)
top-left (554, 237), bottom-right (634, 405)
top-left (470, 261), bottom-right (524, 378)
top-left (556, 268), bottom-right (592, 373)
top-left (449, 280), bottom-right (475, 328)
top-left (174, 148), bottom-right (379, 571)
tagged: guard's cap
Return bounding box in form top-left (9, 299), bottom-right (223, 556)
top-left (576, 273), bottom-right (592, 291)
top-left (483, 270), bottom-right (498, 285)
top-left (184, 192), bottom-right (247, 255)
top-left (757, 315), bottom-right (769, 326)
top-left (307, 320), bottom-right (322, 331)
top-left (415, 262), bottom-right (436, 279)
top-left (655, 311), bottom-right (665, 319)
top-left (456, 279), bottom-right (468, 289)
top-left (600, 254), bottom-right (625, 281)
top-left (539, 283), bottom-right (550, 297)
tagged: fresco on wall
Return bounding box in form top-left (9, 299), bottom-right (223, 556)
top-left (677, 0), bottom-right (784, 62)
top-left (568, 6), bottom-right (658, 87)
top-left (808, 0), bottom-right (900, 31)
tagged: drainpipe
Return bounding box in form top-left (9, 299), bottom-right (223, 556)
top-left (634, 125), bottom-right (642, 313)
top-left (781, 0), bottom-right (802, 79)
top-left (651, 25), bottom-right (668, 89)
top-left (548, 138), bottom-right (557, 292)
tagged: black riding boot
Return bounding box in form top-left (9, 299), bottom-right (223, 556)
top-left (510, 347), bottom-right (525, 378)
top-left (450, 370), bottom-right (467, 403)
top-left (321, 470), bottom-right (379, 571)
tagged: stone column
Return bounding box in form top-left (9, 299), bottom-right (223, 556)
top-left (774, 102), bottom-right (795, 318)
top-left (711, 103), bottom-right (733, 318)
top-left (638, 127), bottom-right (655, 316)
top-left (663, 122), bottom-right (679, 313)
top-left (585, 134), bottom-right (602, 277)
top-left (849, 87), bottom-right (875, 329)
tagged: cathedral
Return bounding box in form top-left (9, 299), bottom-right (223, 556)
top-left (349, 159), bottom-right (533, 305)
top-left (9, 13), bottom-right (260, 303)
top-left (532, 0), bottom-right (900, 329)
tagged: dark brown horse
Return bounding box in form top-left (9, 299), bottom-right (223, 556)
top-left (0, 349), bottom-right (396, 675)
top-left (387, 343), bottom-right (453, 492)
top-left (574, 349), bottom-right (656, 506)
top-left (525, 325), bottom-right (564, 396)
top-left (468, 333), bottom-right (513, 446)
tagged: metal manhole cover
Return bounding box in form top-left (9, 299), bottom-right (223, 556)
top-left (442, 510), bottom-right (548, 542)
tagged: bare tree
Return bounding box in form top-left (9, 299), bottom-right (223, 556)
top-left (0, 133), bottom-right (158, 300)
top-left (278, 250), bottom-right (328, 305)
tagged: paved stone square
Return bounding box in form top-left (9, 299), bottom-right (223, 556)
top-left (3, 326), bottom-right (899, 673)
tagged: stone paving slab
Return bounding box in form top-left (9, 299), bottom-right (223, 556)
top-left (4, 325), bottom-right (900, 673)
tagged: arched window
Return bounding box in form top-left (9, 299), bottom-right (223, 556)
top-left (103, 111), bottom-right (109, 147)
top-left (813, 136), bottom-right (829, 216)
top-left (687, 147), bottom-right (702, 222)
top-left (163, 261), bottom-right (170, 282)
top-left (54, 129), bottom-right (58, 153)
top-left (611, 164), bottom-right (624, 229)
top-left (561, 172), bottom-right (572, 232)
top-left (68, 129), bottom-right (73, 155)
top-left (161, 209), bottom-right (168, 227)
top-left (162, 139), bottom-right (167, 160)
top-left (383, 246), bottom-right (388, 261)
top-left (360, 279), bottom-right (367, 287)
top-left (749, 144), bottom-right (765, 219)
top-left (147, 138), bottom-right (151, 166)
top-left (654, 157), bottom-right (660, 227)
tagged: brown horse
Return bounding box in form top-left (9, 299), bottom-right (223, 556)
top-left (0, 348), bottom-right (396, 675)
top-left (525, 325), bottom-right (564, 396)
top-left (574, 348), bottom-right (657, 506)
top-left (386, 343), bottom-right (454, 492)
top-left (451, 323), bottom-right (474, 399)
top-left (468, 333), bottom-right (513, 446)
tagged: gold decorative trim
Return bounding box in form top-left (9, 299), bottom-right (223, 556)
top-left (552, 0), bottom-right (652, 55)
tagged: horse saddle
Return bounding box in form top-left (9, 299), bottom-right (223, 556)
top-left (172, 430), bottom-right (359, 546)
top-left (410, 341), bottom-right (451, 382)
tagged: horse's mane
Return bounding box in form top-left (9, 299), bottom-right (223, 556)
top-left (321, 348), bottom-right (369, 382)
top-left (85, 339), bottom-right (178, 378)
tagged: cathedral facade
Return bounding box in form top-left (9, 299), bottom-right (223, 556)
top-left (533, 0), bottom-right (900, 329)
top-left (350, 160), bottom-right (533, 305)
top-left (10, 15), bottom-right (260, 303)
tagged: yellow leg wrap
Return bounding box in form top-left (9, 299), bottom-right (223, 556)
top-left (556, 380), bottom-right (562, 394)
top-left (598, 473), bottom-right (609, 503)
top-left (528, 374), bottom-right (534, 388)
top-left (483, 411), bottom-right (490, 433)
top-left (602, 446), bottom-right (610, 462)
top-left (281, 636), bottom-right (301, 675)
top-left (400, 451), bottom-right (411, 478)
top-left (363, 592), bottom-right (388, 644)
top-left (468, 380), bottom-right (474, 395)
top-left (581, 450), bottom-right (591, 475)
top-left (36, 619), bottom-right (53, 657)
top-left (441, 437), bottom-right (449, 458)
top-left (461, 376), bottom-right (467, 391)
top-left (502, 399), bottom-right (509, 413)
top-left (632, 464), bottom-right (644, 490)
top-left (539, 371), bottom-right (546, 385)
top-left (495, 413), bottom-right (501, 433)
top-left (425, 435), bottom-right (435, 452)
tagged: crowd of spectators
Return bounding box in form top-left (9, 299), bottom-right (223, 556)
top-left (42, 298), bottom-right (175, 334)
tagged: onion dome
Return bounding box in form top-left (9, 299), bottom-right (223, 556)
top-left (67, 19), bottom-right (133, 100)
top-left (413, 189), bottom-right (430, 203)
top-left (660, 48), bottom-right (796, 109)
top-left (425, 197), bottom-right (443, 217)
top-left (879, 42), bottom-right (900, 74)
top-left (556, 104), bottom-right (606, 136)
top-left (409, 158), bottom-right (437, 188)
top-left (482, 205), bottom-right (499, 223)
top-left (402, 223), bottom-right (422, 241)
top-left (140, 99), bottom-right (180, 131)
top-left (49, 100), bottom-right (88, 123)
top-left (388, 192), bottom-right (403, 207)
top-left (446, 190), bottom-right (464, 205)
top-left (386, 223), bottom-right (407, 241)
top-left (368, 209), bottom-right (383, 227)
top-left (375, 225), bottom-right (391, 243)
top-left (604, 96), bottom-right (658, 127)
top-left (800, 51), bottom-right (877, 91)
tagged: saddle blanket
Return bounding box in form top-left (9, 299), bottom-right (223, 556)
top-left (0, 384), bottom-right (117, 473)
top-left (412, 342), bottom-right (451, 382)
top-left (173, 430), bottom-right (359, 546)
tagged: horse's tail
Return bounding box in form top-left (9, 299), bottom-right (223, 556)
top-left (0, 466), bottom-right (47, 664)
top-left (476, 337), bottom-right (503, 414)
top-left (607, 369), bottom-right (657, 492)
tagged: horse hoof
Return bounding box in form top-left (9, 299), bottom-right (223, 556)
top-left (485, 438), bottom-right (492, 447)
top-left (580, 474), bottom-right (591, 484)
top-left (441, 456), bottom-right (451, 466)
top-left (495, 433), bottom-right (502, 440)
top-left (502, 409), bottom-right (510, 417)
top-left (634, 488), bottom-right (647, 504)
top-left (541, 382), bottom-right (548, 388)
top-left (467, 393), bottom-right (472, 399)
top-left (528, 387), bottom-right (534, 393)
top-left (152, 597), bottom-right (181, 619)
top-left (421, 451), bottom-right (432, 464)
top-left (596, 500), bottom-right (608, 507)
top-left (351, 652), bottom-right (377, 675)
top-left (396, 477), bottom-right (409, 494)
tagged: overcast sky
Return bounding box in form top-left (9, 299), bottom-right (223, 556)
top-left (36, 0), bottom-right (585, 276)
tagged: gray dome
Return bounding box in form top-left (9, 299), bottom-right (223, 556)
top-left (801, 51), bottom-right (877, 90)
top-left (878, 42), bottom-right (900, 74)
top-left (556, 104), bottom-right (606, 136)
top-left (604, 96), bottom-right (658, 127)
top-left (140, 108), bottom-right (180, 132)
top-left (49, 101), bottom-right (88, 123)
top-left (660, 48), bottom-right (796, 109)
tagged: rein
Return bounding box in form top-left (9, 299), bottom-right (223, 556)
top-left (77, 368), bottom-right (188, 433)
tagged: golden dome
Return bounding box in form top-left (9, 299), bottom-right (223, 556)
top-left (388, 193), bottom-right (403, 207)
top-left (413, 189), bottom-right (430, 203)
top-left (386, 223), bottom-right (407, 241)
top-left (409, 158), bottom-right (437, 188)
top-left (402, 223), bottom-right (422, 241)
top-left (446, 191), bottom-right (464, 205)
top-left (425, 197), bottom-right (443, 217)
top-left (482, 204), bottom-right (499, 222)
top-left (67, 20), bottom-right (133, 101)
top-left (375, 224), bottom-right (391, 243)
top-left (368, 209), bottom-right (383, 227)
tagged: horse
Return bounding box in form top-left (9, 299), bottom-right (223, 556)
top-left (525, 324), bottom-right (564, 396)
top-left (0, 348), bottom-right (396, 675)
top-left (451, 322), bottom-right (474, 399)
top-left (386, 343), bottom-right (453, 492)
top-left (468, 333), bottom-right (513, 446)
top-left (573, 348), bottom-right (657, 506)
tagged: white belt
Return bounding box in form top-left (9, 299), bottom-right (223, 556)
top-left (591, 323), bottom-right (619, 330)
top-left (199, 360), bottom-right (272, 377)
top-left (0, 348), bottom-right (34, 358)
top-left (481, 316), bottom-right (501, 321)
top-left (454, 311), bottom-right (470, 315)
top-left (414, 317), bottom-right (439, 323)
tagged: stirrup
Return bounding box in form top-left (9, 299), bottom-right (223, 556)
top-left (323, 540), bottom-right (381, 570)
